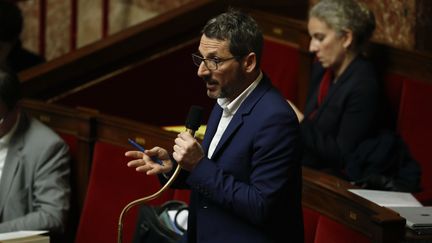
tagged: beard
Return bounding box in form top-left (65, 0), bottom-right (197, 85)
top-left (203, 65), bottom-right (248, 100)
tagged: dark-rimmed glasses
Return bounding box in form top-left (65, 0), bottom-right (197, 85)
top-left (192, 53), bottom-right (238, 70)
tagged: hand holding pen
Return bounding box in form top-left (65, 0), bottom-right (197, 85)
top-left (128, 138), bottom-right (164, 166)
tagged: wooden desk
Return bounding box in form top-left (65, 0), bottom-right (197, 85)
top-left (302, 167), bottom-right (406, 243)
top-left (303, 167), bottom-right (432, 243)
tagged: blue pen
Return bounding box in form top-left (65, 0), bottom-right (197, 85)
top-left (128, 138), bottom-right (164, 166)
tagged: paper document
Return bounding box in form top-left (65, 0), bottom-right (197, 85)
top-left (0, 231), bottom-right (48, 242)
top-left (162, 125), bottom-right (206, 140)
top-left (348, 189), bottom-right (422, 207)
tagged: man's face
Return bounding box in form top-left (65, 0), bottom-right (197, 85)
top-left (196, 35), bottom-right (246, 101)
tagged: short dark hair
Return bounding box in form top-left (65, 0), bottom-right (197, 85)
top-left (202, 9), bottom-right (263, 68)
top-left (0, 68), bottom-right (21, 110)
top-left (0, 1), bottom-right (23, 42)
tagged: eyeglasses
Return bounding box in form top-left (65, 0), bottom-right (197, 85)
top-left (192, 53), bottom-right (238, 70)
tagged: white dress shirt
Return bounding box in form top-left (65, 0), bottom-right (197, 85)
top-left (207, 72), bottom-right (263, 159)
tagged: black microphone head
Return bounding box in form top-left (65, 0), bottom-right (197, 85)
top-left (185, 105), bottom-right (203, 132)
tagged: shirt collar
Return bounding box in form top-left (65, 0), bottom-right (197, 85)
top-left (217, 71), bottom-right (263, 116)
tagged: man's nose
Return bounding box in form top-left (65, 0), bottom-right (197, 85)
top-left (197, 62), bottom-right (210, 77)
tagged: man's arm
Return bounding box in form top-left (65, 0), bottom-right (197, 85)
top-left (0, 141), bottom-right (71, 233)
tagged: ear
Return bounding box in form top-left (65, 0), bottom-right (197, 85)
top-left (342, 29), bottom-right (353, 49)
top-left (242, 52), bottom-right (257, 73)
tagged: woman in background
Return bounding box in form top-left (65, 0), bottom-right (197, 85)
top-left (289, 0), bottom-right (420, 192)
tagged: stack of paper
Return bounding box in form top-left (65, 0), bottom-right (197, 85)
top-left (0, 231), bottom-right (49, 243)
top-left (348, 189), bottom-right (422, 207)
top-left (162, 125), bottom-right (207, 140)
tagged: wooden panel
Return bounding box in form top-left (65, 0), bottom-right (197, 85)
top-left (49, 39), bottom-right (214, 127)
top-left (19, 0), bottom-right (227, 100)
top-left (94, 113), bottom-right (178, 151)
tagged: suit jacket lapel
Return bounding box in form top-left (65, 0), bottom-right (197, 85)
top-left (0, 115), bottom-right (26, 216)
top-left (210, 76), bottom-right (271, 159)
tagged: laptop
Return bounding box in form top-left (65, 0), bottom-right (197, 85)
top-left (390, 206), bottom-right (432, 235)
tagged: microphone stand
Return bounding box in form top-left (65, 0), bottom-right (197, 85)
top-left (117, 164), bottom-right (182, 243)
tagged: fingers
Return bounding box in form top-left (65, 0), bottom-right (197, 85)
top-left (127, 157), bottom-right (160, 174)
top-left (125, 150), bottom-right (144, 158)
top-left (176, 132), bottom-right (194, 145)
top-left (125, 150), bottom-right (154, 169)
top-left (125, 147), bottom-right (173, 175)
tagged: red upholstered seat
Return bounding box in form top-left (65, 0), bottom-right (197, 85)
top-left (59, 133), bottom-right (78, 160)
top-left (303, 207), bottom-right (370, 243)
top-left (314, 215), bottom-right (370, 243)
top-left (383, 73), bottom-right (405, 127)
top-left (262, 38), bottom-right (300, 101)
top-left (75, 141), bottom-right (174, 243)
top-left (398, 78), bottom-right (432, 205)
top-left (383, 74), bottom-right (404, 113)
top-left (57, 133), bottom-right (80, 242)
top-left (173, 189), bottom-right (191, 205)
top-left (303, 207), bottom-right (320, 243)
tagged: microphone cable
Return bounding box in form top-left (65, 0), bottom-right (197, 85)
top-left (117, 106), bottom-right (203, 243)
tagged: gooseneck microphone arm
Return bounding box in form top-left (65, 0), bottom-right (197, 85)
top-left (117, 106), bottom-right (203, 243)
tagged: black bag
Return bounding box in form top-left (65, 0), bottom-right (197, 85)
top-left (345, 130), bottom-right (421, 192)
top-left (132, 200), bottom-right (188, 243)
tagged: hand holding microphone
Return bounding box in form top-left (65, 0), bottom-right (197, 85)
top-left (173, 105), bottom-right (204, 171)
top-left (119, 106), bottom-right (203, 243)
top-left (125, 105), bottom-right (203, 174)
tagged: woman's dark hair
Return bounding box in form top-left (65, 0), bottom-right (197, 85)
top-left (202, 8), bottom-right (263, 68)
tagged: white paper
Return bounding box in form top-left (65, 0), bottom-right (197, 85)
top-left (348, 189), bottom-right (422, 207)
top-left (0, 231), bottom-right (48, 241)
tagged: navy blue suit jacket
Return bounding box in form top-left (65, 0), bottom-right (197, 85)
top-left (174, 75), bottom-right (303, 243)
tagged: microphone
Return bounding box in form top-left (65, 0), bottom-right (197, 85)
top-left (118, 105), bottom-right (204, 243)
top-left (185, 105), bottom-right (203, 136)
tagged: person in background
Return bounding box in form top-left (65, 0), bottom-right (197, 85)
top-left (0, 67), bottom-right (70, 235)
top-left (0, 0), bottom-right (45, 73)
top-left (126, 9), bottom-right (303, 243)
top-left (288, 0), bottom-right (420, 192)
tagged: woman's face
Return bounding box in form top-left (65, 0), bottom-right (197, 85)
top-left (308, 17), bottom-right (350, 72)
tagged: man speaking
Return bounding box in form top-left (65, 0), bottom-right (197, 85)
top-left (126, 9), bottom-right (304, 243)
